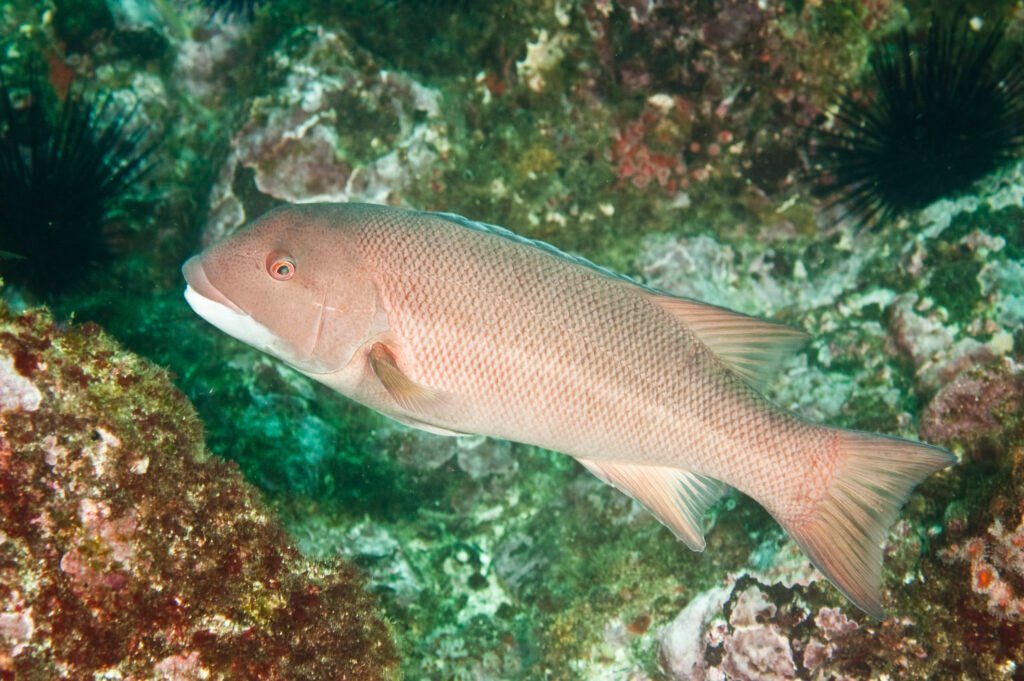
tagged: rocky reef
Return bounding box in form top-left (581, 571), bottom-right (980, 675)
top-left (0, 303), bottom-right (397, 679)
top-left (2, 0), bottom-right (1023, 678)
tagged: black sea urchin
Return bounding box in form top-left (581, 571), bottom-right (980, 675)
top-left (0, 71), bottom-right (157, 296)
top-left (815, 16), bottom-right (1024, 226)
top-left (202, 0), bottom-right (264, 21)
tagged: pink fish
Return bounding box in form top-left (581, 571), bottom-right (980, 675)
top-left (182, 203), bottom-right (954, 617)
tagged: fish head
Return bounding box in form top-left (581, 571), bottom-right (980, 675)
top-left (182, 204), bottom-right (379, 375)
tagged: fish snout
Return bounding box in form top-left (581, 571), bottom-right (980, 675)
top-left (182, 255), bottom-right (245, 314)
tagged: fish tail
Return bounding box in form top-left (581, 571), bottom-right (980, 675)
top-left (782, 430), bottom-right (954, 619)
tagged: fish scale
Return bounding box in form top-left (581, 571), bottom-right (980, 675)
top-left (183, 202), bottom-right (955, 618)
top-left (381, 215), bottom-right (813, 522)
top-left (383, 255), bottom-right (678, 460)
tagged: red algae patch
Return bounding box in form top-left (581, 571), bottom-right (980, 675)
top-left (0, 305), bottom-right (397, 680)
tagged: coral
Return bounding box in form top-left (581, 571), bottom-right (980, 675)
top-left (10, 0), bottom-right (1019, 676)
top-left (292, 518), bottom-right (425, 608)
top-left (944, 515), bottom-right (1024, 620)
top-left (583, 0), bottom-right (835, 231)
top-left (390, 427), bottom-right (518, 482)
top-left (0, 69), bottom-right (157, 297)
top-left (638, 233), bottom-right (748, 311)
top-left (608, 101), bottom-right (690, 194)
top-left (0, 303), bottom-right (397, 679)
top-left (814, 14), bottom-right (1024, 226)
top-left (516, 28), bottom-right (576, 93)
top-left (886, 293), bottom-right (1004, 392)
top-left (632, 189), bottom-right (1024, 681)
top-left (173, 23), bottom-right (245, 104)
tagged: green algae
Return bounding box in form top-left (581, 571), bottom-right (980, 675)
top-left (51, 0), bottom-right (115, 54)
top-left (924, 253), bottom-right (983, 322)
top-left (941, 204), bottom-right (1024, 261)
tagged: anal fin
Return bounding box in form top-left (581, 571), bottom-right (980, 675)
top-left (577, 458), bottom-right (727, 551)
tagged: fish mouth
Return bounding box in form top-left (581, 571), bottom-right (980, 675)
top-left (182, 255), bottom-right (245, 315)
top-left (182, 256), bottom-right (292, 365)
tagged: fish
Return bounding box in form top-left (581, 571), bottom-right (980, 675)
top-left (182, 202), bottom-right (955, 618)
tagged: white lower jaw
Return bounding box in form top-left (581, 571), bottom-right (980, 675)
top-left (184, 285), bottom-right (289, 359)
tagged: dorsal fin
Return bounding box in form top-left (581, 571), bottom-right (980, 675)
top-left (646, 294), bottom-right (808, 392)
top-left (430, 208), bottom-right (807, 391)
top-left (429, 210), bottom-right (642, 286)
top-left (577, 458), bottom-right (727, 551)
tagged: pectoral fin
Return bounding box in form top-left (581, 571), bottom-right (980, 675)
top-left (368, 342), bottom-right (443, 413)
top-left (577, 458), bottom-right (727, 551)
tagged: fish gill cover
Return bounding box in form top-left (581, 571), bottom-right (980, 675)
top-left (1, 0), bottom-right (1024, 679)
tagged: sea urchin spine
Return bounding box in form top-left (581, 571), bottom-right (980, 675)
top-left (0, 70), bottom-right (157, 296)
top-left (814, 16), bottom-right (1024, 227)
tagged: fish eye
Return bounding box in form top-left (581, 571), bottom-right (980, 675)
top-left (267, 253), bottom-right (296, 281)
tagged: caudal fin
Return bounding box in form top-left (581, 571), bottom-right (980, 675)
top-left (783, 430), bottom-right (955, 619)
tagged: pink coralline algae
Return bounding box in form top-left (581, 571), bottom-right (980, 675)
top-left (0, 355), bottom-right (40, 413)
top-left (586, 0), bottom-right (827, 218)
top-left (657, 573), bottom-right (935, 680)
top-left (205, 26), bottom-right (449, 243)
top-left (920, 357), bottom-right (1024, 447)
top-left (717, 586), bottom-right (797, 680)
top-left (803, 606), bottom-right (859, 673)
top-left (887, 294), bottom-right (999, 392)
top-left (0, 305), bottom-right (396, 679)
top-left (657, 580), bottom-right (810, 680)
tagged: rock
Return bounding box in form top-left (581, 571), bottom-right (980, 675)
top-left (920, 357), bottom-right (1024, 447)
top-left (0, 305), bottom-right (397, 679)
top-left (205, 26), bottom-right (449, 242)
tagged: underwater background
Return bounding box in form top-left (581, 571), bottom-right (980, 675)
top-left (2, 0), bottom-right (1024, 679)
